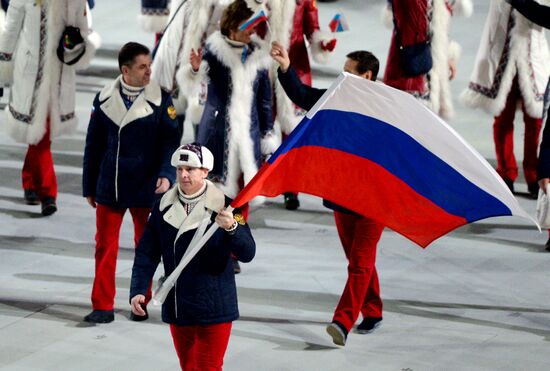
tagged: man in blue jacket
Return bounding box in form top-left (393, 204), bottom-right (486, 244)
top-left (130, 143), bottom-right (255, 370)
top-left (82, 42), bottom-right (180, 323)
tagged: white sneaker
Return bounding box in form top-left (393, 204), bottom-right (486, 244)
top-left (326, 322), bottom-right (347, 346)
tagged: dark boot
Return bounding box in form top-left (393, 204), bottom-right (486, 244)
top-left (130, 305), bottom-right (149, 322)
top-left (504, 179), bottom-right (514, 193)
top-left (84, 309), bottom-right (114, 323)
top-left (356, 317), bottom-right (383, 334)
top-left (528, 182), bottom-right (539, 199)
top-left (24, 189), bottom-right (40, 205)
top-left (41, 196), bottom-right (57, 216)
top-left (284, 193), bottom-right (300, 210)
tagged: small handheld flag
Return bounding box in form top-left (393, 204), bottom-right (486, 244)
top-left (329, 13), bottom-right (349, 33)
top-left (239, 8), bottom-right (268, 31)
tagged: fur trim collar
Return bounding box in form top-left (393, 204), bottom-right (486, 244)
top-left (160, 180), bottom-right (225, 234)
top-left (205, 31), bottom-right (271, 71)
top-left (205, 31), bottom-right (271, 198)
top-left (99, 75), bottom-right (162, 104)
top-left (99, 76), bottom-right (162, 128)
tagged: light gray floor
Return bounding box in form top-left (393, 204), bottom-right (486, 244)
top-left (1, 1), bottom-right (549, 370)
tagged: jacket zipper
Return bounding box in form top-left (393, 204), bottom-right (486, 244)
top-left (173, 238), bottom-right (178, 318)
top-left (114, 127), bottom-right (122, 202)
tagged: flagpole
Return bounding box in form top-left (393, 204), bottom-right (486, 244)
top-left (151, 206), bottom-right (234, 305)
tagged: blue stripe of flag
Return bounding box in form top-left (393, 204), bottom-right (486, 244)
top-left (269, 109), bottom-right (512, 222)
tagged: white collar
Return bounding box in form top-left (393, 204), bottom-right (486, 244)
top-left (99, 75), bottom-right (162, 106)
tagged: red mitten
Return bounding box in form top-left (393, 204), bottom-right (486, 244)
top-left (320, 38), bottom-right (337, 52)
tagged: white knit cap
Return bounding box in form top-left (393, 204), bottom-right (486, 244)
top-left (170, 143), bottom-right (214, 171)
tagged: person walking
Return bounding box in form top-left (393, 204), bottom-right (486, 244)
top-left (461, 0), bottom-right (549, 197)
top-left (151, 0), bottom-right (228, 141)
top-left (267, 0), bottom-right (336, 210)
top-left (130, 143), bottom-right (256, 370)
top-left (82, 42), bottom-right (180, 323)
top-left (179, 0), bottom-right (277, 218)
top-left (0, 0), bottom-right (100, 215)
top-left (383, 0), bottom-right (472, 120)
top-left (271, 41), bottom-right (384, 346)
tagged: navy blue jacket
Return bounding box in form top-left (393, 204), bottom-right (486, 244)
top-left (130, 189), bottom-right (255, 325)
top-left (82, 79), bottom-right (180, 208)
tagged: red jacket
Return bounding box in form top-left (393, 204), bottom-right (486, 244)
top-left (288, 0), bottom-right (322, 85)
top-left (383, 0), bottom-right (430, 97)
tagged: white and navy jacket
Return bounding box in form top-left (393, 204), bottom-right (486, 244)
top-left (82, 76), bottom-right (180, 208)
top-left (130, 182), bottom-right (256, 325)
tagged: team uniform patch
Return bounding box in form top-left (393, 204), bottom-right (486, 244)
top-left (167, 105), bottom-right (177, 120)
top-left (234, 213), bottom-right (246, 225)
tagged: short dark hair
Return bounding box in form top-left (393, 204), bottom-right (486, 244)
top-left (346, 51), bottom-right (379, 81)
top-left (118, 42), bottom-right (150, 71)
top-left (220, 0), bottom-right (254, 37)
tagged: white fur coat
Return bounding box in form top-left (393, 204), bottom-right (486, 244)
top-left (461, 0), bottom-right (550, 118)
top-left (267, 0), bottom-right (333, 134)
top-left (151, 0), bottom-right (225, 121)
top-left (177, 32), bottom-right (274, 199)
top-left (0, 0), bottom-right (100, 144)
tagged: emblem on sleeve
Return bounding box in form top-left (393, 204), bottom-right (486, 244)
top-left (167, 106), bottom-right (177, 120)
top-left (234, 213), bottom-right (246, 225)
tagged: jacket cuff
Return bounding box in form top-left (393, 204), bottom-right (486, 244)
top-left (453, 0), bottom-right (473, 18)
top-left (261, 130), bottom-right (280, 155)
top-left (73, 31), bottom-right (101, 70)
top-left (0, 56), bottom-right (14, 86)
top-left (176, 60), bottom-right (209, 96)
top-left (138, 13), bottom-right (169, 33)
top-left (448, 40), bottom-right (461, 62)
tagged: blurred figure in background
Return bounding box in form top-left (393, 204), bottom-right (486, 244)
top-left (0, 0), bottom-right (100, 216)
top-left (139, 0), bottom-right (170, 45)
top-left (151, 0), bottom-right (229, 142)
top-left (383, 0), bottom-right (472, 120)
top-left (504, 0), bottom-right (550, 250)
top-left (267, 0), bottom-right (336, 210)
top-left (461, 0), bottom-right (549, 197)
top-left (180, 0), bottom-right (277, 219)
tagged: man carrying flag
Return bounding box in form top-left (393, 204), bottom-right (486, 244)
top-left (271, 41), bottom-right (384, 346)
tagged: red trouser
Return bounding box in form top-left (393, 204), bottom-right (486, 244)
top-left (170, 322), bottom-right (232, 371)
top-left (22, 124), bottom-right (57, 200)
top-left (91, 204), bottom-right (151, 310)
top-left (332, 211), bottom-right (384, 332)
top-left (493, 78), bottom-right (542, 184)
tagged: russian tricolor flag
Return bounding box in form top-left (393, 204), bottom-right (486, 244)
top-left (239, 8), bottom-right (268, 31)
top-left (329, 13), bottom-right (350, 33)
top-left (231, 73), bottom-right (537, 247)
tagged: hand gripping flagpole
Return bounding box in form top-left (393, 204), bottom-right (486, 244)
top-left (151, 206), bottom-right (234, 306)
